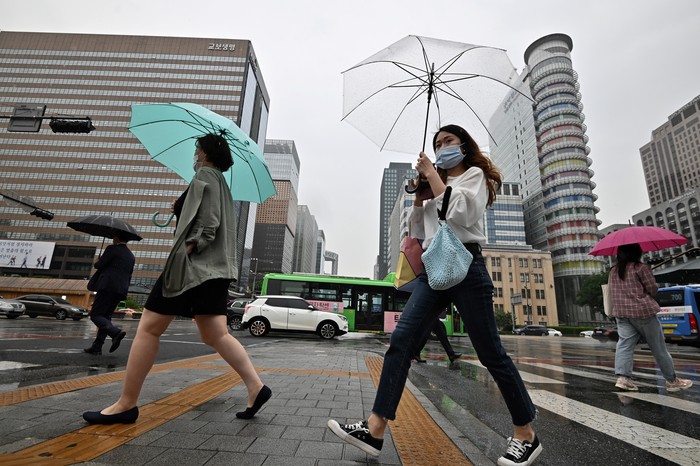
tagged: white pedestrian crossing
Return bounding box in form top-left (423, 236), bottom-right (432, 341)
top-left (529, 390), bottom-right (700, 466)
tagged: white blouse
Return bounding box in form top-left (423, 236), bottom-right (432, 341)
top-left (409, 167), bottom-right (488, 250)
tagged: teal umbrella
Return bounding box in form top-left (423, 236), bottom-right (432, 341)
top-left (128, 103), bottom-right (276, 206)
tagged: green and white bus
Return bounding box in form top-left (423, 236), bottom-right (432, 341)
top-left (260, 273), bottom-right (411, 333)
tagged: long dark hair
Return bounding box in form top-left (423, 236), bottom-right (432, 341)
top-left (616, 243), bottom-right (643, 280)
top-left (431, 124), bottom-right (502, 205)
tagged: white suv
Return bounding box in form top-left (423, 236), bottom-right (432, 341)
top-left (241, 295), bottom-right (348, 340)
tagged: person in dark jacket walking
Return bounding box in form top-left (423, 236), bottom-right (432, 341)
top-left (84, 234), bottom-right (135, 355)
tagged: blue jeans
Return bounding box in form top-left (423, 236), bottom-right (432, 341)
top-left (371, 256), bottom-right (536, 426)
top-left (615, 316), bottom-right (676, 381)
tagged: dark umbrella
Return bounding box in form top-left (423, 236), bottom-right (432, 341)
top-left (67, 214), bottom-right (143, 243)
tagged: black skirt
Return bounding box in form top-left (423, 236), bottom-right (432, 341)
top-left (145, 273), bottom-right (231, 318)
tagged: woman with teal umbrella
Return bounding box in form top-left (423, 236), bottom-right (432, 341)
top-left (82, 133), bottom-right (271, 425)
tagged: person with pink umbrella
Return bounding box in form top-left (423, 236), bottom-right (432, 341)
top-left (607, 243), bottom-right (693, 392)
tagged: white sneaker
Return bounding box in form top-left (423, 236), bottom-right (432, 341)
top-left (666, 378), bottom-right (693, 392)
top-left (615, 376), bottom-right (639, 391)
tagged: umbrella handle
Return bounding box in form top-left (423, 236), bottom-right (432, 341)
top-left (151, 211), bottom-right (175, 228)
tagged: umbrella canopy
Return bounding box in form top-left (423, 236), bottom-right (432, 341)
top-left (67, 214), bottom-right (143, 242)
top-left (589, 226), bottom-right (689, 256)
top-left (342, 35), bottom-right (532, 154)
top-left (128, 103), bottom-right (276, 204)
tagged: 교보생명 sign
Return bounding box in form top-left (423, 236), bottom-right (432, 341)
top-left (0, 240), bottom-right (55, 270)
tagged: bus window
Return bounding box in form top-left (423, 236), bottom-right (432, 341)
top-left (279, 281), bottom-right (309, 299)
top-left (388, 292), bottom-right (410, 312)
top-left (310, 284), bottom-right (339, 301)
top-left (340, 286), bottom-right (353, 310)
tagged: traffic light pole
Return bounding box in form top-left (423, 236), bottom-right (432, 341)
top-left (0, 191), bottom-right (54, 220)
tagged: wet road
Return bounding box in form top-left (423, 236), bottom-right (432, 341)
top-left (1, 317), bottom-right (699, 465)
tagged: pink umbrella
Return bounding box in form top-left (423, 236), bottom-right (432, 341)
top-left (589, 226), bottom-right (689, 256)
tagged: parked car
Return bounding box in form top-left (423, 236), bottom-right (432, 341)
top-left (547, 328), bottom-right (562, 337)
top-left (579, 330), bottom-right (594, 337)
top-left (592, 327), bottom-right (619, 340)
top-left (227, 298), bottom-right (252, 331)
top-left (513, 325), bottom-right (550, 336)
top-left (241, 295), bottom-right (348, 339)
top-left (0, 295), bottom-right (25, 319)
top-left (15, 294), bottom-right (89, 320)
top-left (113, 307), bottom-right (142, 319)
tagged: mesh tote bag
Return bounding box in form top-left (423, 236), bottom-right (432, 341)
top-left (421, 187), bottom-right (473, 290)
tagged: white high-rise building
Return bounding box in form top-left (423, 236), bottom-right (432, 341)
top-left (490, 33), bottom-right (605, 324)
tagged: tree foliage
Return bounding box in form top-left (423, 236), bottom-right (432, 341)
top-left (575, 271), bottom-right (609, 318)
top-left (495, 310), bottom-right (513, 332)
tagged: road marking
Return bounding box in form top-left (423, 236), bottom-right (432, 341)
top-left (613, 392), bottom-right (700, 415)
top-left (529, 390), bottom-right (700, 466)
top-left (464, 360), bottom-right (567, 384)
top-left (0, 361), bottom-right (40, 371)
top-left (581, 363), bottom-right (699, 379)
top-left (522, 362), bottom-right (659, 388)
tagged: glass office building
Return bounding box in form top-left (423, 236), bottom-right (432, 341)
top-left (0, 31), bottom-right (270, 289)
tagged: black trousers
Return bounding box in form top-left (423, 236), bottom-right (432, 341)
top-left (89, 290), bottom-right (123, 348)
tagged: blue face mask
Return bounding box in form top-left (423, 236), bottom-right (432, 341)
top-left (435, 144), bottom-right (465, 169)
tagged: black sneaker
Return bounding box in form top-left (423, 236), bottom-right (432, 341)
top-left (497, 436), bottom-right (543, 466)
top-left (327, 419), bottom-right (383, 457)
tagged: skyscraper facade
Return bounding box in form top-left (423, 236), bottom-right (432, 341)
top-left (0, 31), bottom-right (269, 288)
top-left (485, 182), bottom-right (527, 245)
top-left (491, 33), bottom-right (604, 324)
top-left (378, 162), bottom-right (416, 279)
top-left (252, 140), bottom-right (300, 274)
top-left (293, 205), bottom-right (318, 273)
top-left (640, 95), bottom-right (700, 207)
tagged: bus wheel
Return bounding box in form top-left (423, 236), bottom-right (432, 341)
top-left (318, 321), bottom-right (338, 340)
top-left (248, 318), bottom-right (269, 337)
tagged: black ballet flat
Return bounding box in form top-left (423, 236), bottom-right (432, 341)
top-left (82, 406), bottom-right (139, 424)
top-left (236, 385), bottom-right (272, 419)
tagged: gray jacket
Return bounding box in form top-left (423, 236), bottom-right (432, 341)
top-left (162, 167), bottom-right (238, 297)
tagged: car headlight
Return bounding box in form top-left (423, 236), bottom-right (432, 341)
top-left (338, 315), bottom-right (347, 321)
top-left (70, 307), bottom-right (80, 312)
top-left (0, 303), bottom-right (12, 310)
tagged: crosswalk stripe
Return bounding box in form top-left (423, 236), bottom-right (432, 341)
top-left (613, 391), bottom-right (700, 415)
top-left (581, 363), bottom-right (698, 379)
top-left (522, 362), bottom-right (659, 388)
top-left (529, 390), bottom-right (700, 466)
top-left (464, 360), bottom-right (567, 384)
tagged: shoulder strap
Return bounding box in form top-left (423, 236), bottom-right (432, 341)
top-left (437, 186), bottom-right (452, 220)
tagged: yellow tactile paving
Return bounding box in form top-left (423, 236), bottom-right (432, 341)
top-left (365, 356), bottom-right (472, 466)
top-left (0, 366), bottom-right (243, 465)
top-left (0, 353), bottom-right (223, 407)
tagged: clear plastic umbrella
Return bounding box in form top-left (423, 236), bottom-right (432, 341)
top-left (342, 35), bottom-right (533, 154)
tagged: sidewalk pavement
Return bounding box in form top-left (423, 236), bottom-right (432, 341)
top-left (0, 339), bottom-right (494, 466)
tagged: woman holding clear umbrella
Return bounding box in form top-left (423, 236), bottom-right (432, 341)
top-left (328, 125), bottom-right (542, 466)
top-left (82, 133), bottom-right (271, 424)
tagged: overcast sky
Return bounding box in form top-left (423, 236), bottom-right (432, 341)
top-left (3, 1), bottom-right (700, 278)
